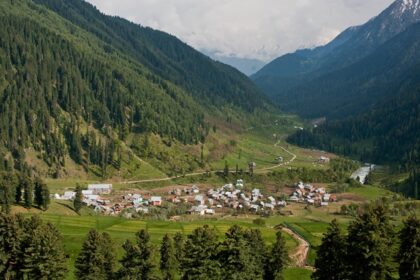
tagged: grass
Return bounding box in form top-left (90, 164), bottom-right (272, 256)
top-left (21, 210), bottom-right (294, 280)
top-left (347, 185), bottom-right (394, 200)
top-left (284, 268), bottom-right (312, 280)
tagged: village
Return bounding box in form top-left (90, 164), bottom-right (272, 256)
top-left (54, 178), bottom-right (337, 217)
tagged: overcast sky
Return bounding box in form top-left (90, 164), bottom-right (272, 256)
top-left (86, 0), bottom-right (395, 62)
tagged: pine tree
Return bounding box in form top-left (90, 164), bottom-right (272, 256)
top-left (15, 176), bottom-right (23, 205)
top-left (244, 229), bottom-right (267, 279)
top-left (74, 184), bottom-right (84, 214)
top-left (398, 215), bottom-right (420, 280)
top-left (346, 203), bottom-right (395, 280)
top-left (224, 161), bottom-right (229, 177)
top-left (22, 176), bottom-right (33, 209)
top-left (265, 231), bottom-right (288, 280)
top-left (101, 232), bottom-right (117, 278)
top-left (160, 234), bottom-right (177, 280)
top-left (118, 229), bottom-right (158, 280)
top-left (34, 177), bottom-right (50, 210)
top-left (173, 231), bottom-right (185, 277)
top-left (219, 225), bottom-right (257, 280)
top-left (22, 223), bottom-right (67, 279)
top-left (312, 219), bottom-right (347, 280)
top-left (0, 173), bottom-right (16, 214)
top-left (181, 225), bottom-right (221, 280)
top-left (0, 214), bottom-right (22, 278)
top-left (75, 229), bottom-right (116, 280)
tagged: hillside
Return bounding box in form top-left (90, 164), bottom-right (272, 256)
top-left (33, 0), bottom-right (269, 113)
top-left (0, 0), bottom-right (272, 179)
top-left (252, 0), bottom-right (420, 119)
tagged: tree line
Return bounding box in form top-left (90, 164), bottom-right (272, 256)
top-left (0, 215), bottom-right (289, 280)
top-left (76, 224), bottom-right (288, 280)
top-left (0, 172), bottom-right (50, 213)
top-left (313, 202), bottom-right (420, 280)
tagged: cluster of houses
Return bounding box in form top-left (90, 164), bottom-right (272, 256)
top-left (187, 179), bottom-right (288, 215)
top-left (289, 182), bottom-right (336, 206)
top-left (54, 180), bottom-right (337, 217)
top-left (55, 184), bottom-right (165, 215)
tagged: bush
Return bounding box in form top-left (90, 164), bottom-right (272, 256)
top-left (253, 218), bottom-right (266, 226)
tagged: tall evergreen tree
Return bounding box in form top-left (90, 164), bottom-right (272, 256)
top-left (173, 232), bottom-right (185, 265)
top-left (0, 173), bottom-right (17, 214)
top-left (22, 223), bottom-right (67, 279)
top-left (244, 229), bottom-right (267, 279)
top-left (22, 176), bottom-right (33, 209)
top-left (0, 214), bottom-right (22, 278)
top-left (265, 231), bottom-right (288, 280)
top-left (75, 229), bottom-right (116, 280)
top-left (118, 229), bottom-right (158, 280)
top-left (74, 184), bottom-right (84, 214)
top-left (160, 234), bottom-right (177, 280)
top-left (0, 214), bottom-right (67, 279)
top-left (219, 225), bottom-right (257, 280)
top-left (15, 177), bottom-right (23, 205)
top-left (346, 203), bottom-right (395, 280)
top-left (224, 161), bottom-right (229, 177)
top-left (34, 178), bottom-right (50, 211)
top-left (398, 215), bottom-right (420, 280)
top-left (181, 225), bottom-right (221, 280)
top-left (312, 219), bottom-right (347, 280)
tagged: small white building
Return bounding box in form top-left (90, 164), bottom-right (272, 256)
top-left (82, 190), bottom-right (93, 196)
top-left (235, 179), bottom-right (244, 188)
top-left (278, 201), bottom-right (287, 207)
top-left (319, 156), bottom-right (330, 164)
top-left (195, 195), bottom-right (205, 205)
top-left (63, 191), bottom-right (76, 200)
top-left (150, 196), bottom-right (162, 206)
top-left (289, 196), bottom-right (299, 202)
top-left (88, 184), bottom-right (112, 195)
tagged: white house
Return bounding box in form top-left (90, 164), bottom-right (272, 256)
top-left (319, 156), bottom-right (330, 163)
top-left (150, 196), bottom-right (162, 206)
top-left (82, 190), bottom-right (93, 196)
top-left (195, 195), bottom-right (205, 205)
top-left (88, 184), bottom-right (112, 195)
top-left (63, 191), bottom-right (76, 200)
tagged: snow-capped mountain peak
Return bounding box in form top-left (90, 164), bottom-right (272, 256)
top-left (396, 0), bottom-right (420, 14)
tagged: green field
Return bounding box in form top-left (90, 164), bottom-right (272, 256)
top-left (25, 212), bottom-right (301, 280)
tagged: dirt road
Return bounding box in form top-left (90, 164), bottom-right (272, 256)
top-left (122, 141), bottom-right (296, 185)
top-left (282, 226), bottom-right (312, 269)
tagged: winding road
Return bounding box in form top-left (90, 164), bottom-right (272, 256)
top-left (122, 141), bottom-right (297, 185)
top-left (282, 225), bottom-right (314, 270)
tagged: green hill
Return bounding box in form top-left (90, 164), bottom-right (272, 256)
top-left (0, 0), bottom-right (273, 179)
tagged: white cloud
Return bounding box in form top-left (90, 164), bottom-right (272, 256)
top-left (86, 0), bottom-right (395, 62)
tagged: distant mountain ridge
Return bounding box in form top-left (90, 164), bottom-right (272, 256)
top-left (275, 0), bottom-right (420, 171)
top-left (252, 0), bottom-right (420, 118)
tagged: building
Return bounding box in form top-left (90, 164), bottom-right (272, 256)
top-left (150, 196), bottom-right (162, 206)
top-left (82, 190), bottom-right (93, 196)
top-left (88, 184), bottom-right (113, 195)
top-left (63, 191), bottom-right (76, 200)
top-left (318, 156), bottom-right (330, 164)
top-left (195, 195), bottom-right (205, 205)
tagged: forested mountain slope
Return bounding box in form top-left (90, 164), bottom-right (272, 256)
top-left (252, 0), bottom-right (420, 118)
top-left (288, 86), bottom-right (420, 167)
top-left (279, 21), bottom-right (420, 118)
top-left (33, 0), bottom-right (269, 112)
top-left (0, 0), bottom-right (272, 178)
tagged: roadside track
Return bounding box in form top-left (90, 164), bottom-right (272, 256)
top-left (281, 225), bottom-right (314, 270)
top-left (122, 141), bottom-right (296, 185)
